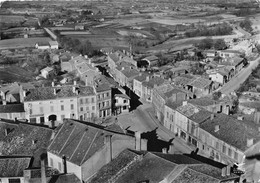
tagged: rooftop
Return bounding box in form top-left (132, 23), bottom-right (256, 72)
top-left (48, 119), bottom-right (128, 166)
top-left (188, 97), bottom-right (217, 107)
top-left (41, 67), bottom-right (53, 73)
top-left (108, 53), bottom-right (120, 63)
top-left (200, 113), bottom-right (260, 151)
top-left (0, 103), bottom-right (25, 113)
top-left (0, 156), bottom-right (32, 177)
top-left (142, 76), bottom-right (165, 88)
top-left (115, 94), bottom-right (130, 100)
top-left (187, 77), bottom-right (212, 89)
top-left (24, 86), bottom-right (95, 101)
top-left (142, 55), bottom-right (159, 62)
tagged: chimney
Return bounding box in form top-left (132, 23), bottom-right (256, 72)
top-left (214, 125), bottom-right (220, 132)
top-left (139, 73), bottom-right (142, 76)
top-left (0, 91), bottom-right (5, 100)
top-left (121, 67), bottom-right (124, 71)
top-left (247, 138), bottom-right (254, 147)
top-left (51, 82), bottom-right (55, 87)
top-left (221, 166), bottom-right (226, 177)
top-left (73, 80), bottom-right (77, 86)
top-left (53, 88), bottom-right (57, 95)
top-left (210, 114), bottom-right (215, 120)
top-left (105, 135), bottom-right (112, 163)
top-left (162, 148), bottom-right (167, 154)
top-left (73, 86), bottom-right (76, 93)
top-left (226, 165), bottom-right (231, 176)
top-left (4, 128), bottom-right (8, 136)
top-left (182, 101), bottom-right (187, 106)
top-left (146, 76), bottom-right (149, 82)
top-left (237, 116), bottom-right (243, 120)
top-left (23, 90), bottom-right (26, 97)
top-left (40, 154), bottom-right (47, 183)
top-left (2, 100), bottom-right (6, 105)
top-left (62, 155), bottom-right (67, 174)
top-left (135, 131), bottom-right (141, 151)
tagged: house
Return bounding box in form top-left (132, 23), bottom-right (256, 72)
top-left (47, 119), bottom-right (147, 182)
top-left (219, 56), bottom-right (245, 74)
top-left (186, 76), bottom-right (213, 97)
top-left (203, 50), bottom-right (218, 62)
top-left (24, 85), bottom-right (96, 127)
top-left (100, 47), bottom-right (114, 55)
top-left (35, 42), bottom-right (50, 49)
top-left (49, 41), bottom-right (59, 49)
top-left (68, 55), bottom-right (101, 85)
top-left (40, 67), bottom-right (54, 79)
top-left (142, 55), bottom-right (159, 67)
top-left (0, 119), bottom-right (53, 165)
top-left (90, 149), bottom-right (239, 183)
top-left (0, 156), bottom-right (32, 183)
top-left (218, 50), bottom-right (243, 59)
top-left (152, 83), bottom-right (193, 123)
top-left (0, 103), bottom-right (25, 120)
top-left (75, 24), bottom-right (84, 30)
top-left (94, 77), bottom-right (112, 119)
top-left (114, 94), bottom-right (130, 114)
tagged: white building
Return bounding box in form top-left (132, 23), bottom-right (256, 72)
top-left (49, 41), bottom-right (59, 49)
top-left (40, 66), bottom-right (54, 79)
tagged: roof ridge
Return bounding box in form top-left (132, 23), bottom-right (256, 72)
top-left (186, 165), bottom-right (222, 181)
top-left (166, 164), bottom-right (188, 182)
top-left (80, 130), bottom-right (100, 165)
top-left (70, 130), bottom-right (87, 163)
top-left (58, 125), bottom-right (77, 155)
top-left (48, 122), bottom-right (66, 150)
top-left (149, 152), bottom-right (178, 165)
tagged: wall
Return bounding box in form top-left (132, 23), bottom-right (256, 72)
top-left (164, 105), bottom-right (176, 133)
top-left (152, 89), bottom-right (165, 123)
top-left (78, 95), bottom-right (97, 121)
top-left (0, 112), bottom-right (25, 120)
top-left (0, 177), bottom-right (24, 183)
top-left (133, 79), bottom-right (142, 97)
top-left (24, 97), bottom-right (78, 126)
top-left (209, 73), bottom-right (224, 84)
top-left (97, 90), bottom-right (111, 118)
top-left (48, 152), bottom-right (82, 180)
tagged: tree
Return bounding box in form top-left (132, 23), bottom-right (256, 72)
top-left (195, 38), bottom-right (214, 50)
top-left (212, 91), bottom-right (222, 100)
top-left (240, 18), bottom-right (253, 32)
top-left (214, 39), bottom-right (227, 50)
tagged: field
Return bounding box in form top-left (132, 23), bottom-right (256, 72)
top-left (0, 37), bottom-right (52, 50)
top-left (60, 31), bottom-right (91, 35)
top-left (0, 66), bottom-right (35, 84)
top-left (0, 15), bottom-right (25, 23)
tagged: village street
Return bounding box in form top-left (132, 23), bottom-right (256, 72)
top-left (220, 56), bottom-right (260, 95)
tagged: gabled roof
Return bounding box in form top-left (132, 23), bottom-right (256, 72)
top-left (108, 53), bottom-right (120, 63)
top-left (142, 55), bottom-right (159, 62)
top-left (48, 173), bottom-right (81, 183)
top-left (0, 156), bottom-right (32, 177)
top-left (91, 150), bottom-right (239, 183)
top-left (41, 67), bottom-right (53, 73)
top-left (24, 86), bottom-right (95, 101)
top-left (188, 97), bottom-right (217, 107)
top-left (115, 94), bottom-right (130, 100)
top-left (48, 119), bottom-right (128, 166)
top-left (142, 76), bottom-right (165, 88)
top-left (37, 42), bottom-right (49, 46)
top-left (0, 119), bottom-right (53, 156)
top-left (187, 77), bottom-right (212, 89)
top-left (200, 113), bottom-right (260, 151)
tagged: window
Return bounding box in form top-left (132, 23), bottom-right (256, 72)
top-left (106, 101), bottom-right (109, 106)
top-left (58, 162), bottom-right (62, 172)
top-left (192, 139), bottom-right (197, 147)
top-left (99, 103), bottom-right (101, 109)
top-left (215, 142), bottom-right (219, 150)
top-left (61, 115), bottom-right (65, 120)
top-left (228, 148), bottom-right (232, 157)
top-left (80, 107), bottom-right (83, 112)
top-left (40, 117), bottom-right (45, 124)
top-left (123, 100), bottom-right (127, 103)
top-left (103, 93), bottom-right (105, 98)
top-left (40, 107), bottom-right (44, 113)
top-left (70, 99), bottom-right (73, 102)
top-left (86, 106), bottom-right (89, 111)
top-left (50, 106), bottom-right (54, 112)
top-left (222, 145), bottom-right (226, 154)
top-left (29, 108), bottom-right (33, 114)
top-left (92, 98), bottom-right (95, 103)
top-left (98, 95), bottom-right (101, 100)
top-left (123, 106), bottom-right (127, 110)
top-left (107, 92), bottom-right (110, 97)
top-left (102, 102), bottom-right (105, 107)
top-left (50, 158), bottom-right (53, 167)
top-left (8, 179), bottom-right (21, 183)
top-left (61, 105), bottom-right (64, 111)
top-left (80, 99), bottom-right (83, 104)
top-left (167, 112), bottom-right (169, 118)
top-left (92, 106), bottom-right (95, 110)
top-left (30, 118), bottom-right (36, 124)
top-left (180, 131), bottom-right (186, 140)
top-left (107, 109), bottom-right (110, 115)
top-left (71, 104), bottom-right (74, 110)
top-left (234, 151), bottom-right (238, 161)
top-left (85, 98), bottom-right (89, 103)
top-left (60, 100), bottom-right (63, 103)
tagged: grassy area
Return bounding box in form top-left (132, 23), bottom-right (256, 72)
top-left (0, 66), bottom-right (35, 84)
top-left (0, 15), bottom-right (25, 23)
top-left (0, 37), bottom-right (52, 50)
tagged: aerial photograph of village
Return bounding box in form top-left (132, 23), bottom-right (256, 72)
top-left (2, 0), bottom-right (260, 182)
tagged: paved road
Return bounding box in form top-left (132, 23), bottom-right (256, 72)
top-left (220, 57), bottom-right (260, 95)
top-left (117, 103), bottom-right (194, 154)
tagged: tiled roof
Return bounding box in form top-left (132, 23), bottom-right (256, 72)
top-left (0, 156), bottom-right (32, 177)
top-left (24, 86), bottom-right (95, 101)
top-left (165, 101), bottom-right (183, 110)
top-left (200, 113), bottom-right (260, 151)
top-left (48, 119), bottom-right (128, 166)
top-left (176, 103), bottom-right (200, 118)
top-left (41, 67), bottom-right (53, 72)
top-left (134, 73), bottom-right (149, 82)
top-left (89, 149), bottom-right (141, 183)
top-left (37, 42), bottom-right (49, 46)
top-left (0, 104), bottom-right (25, 113)
top-left (48, 173), bottom-right (81, 183)
top-left (142, 55), bottom-right (159, 62)
top-left (108, 53), bottom-right (120, 63)
top-left (0, 120), bottom-right (53, 156)
top-left (220, 49), bottom-right (242, 54)
top-left (142, 76), bottom-right (165, 88)
top-left (94, 151), bottom-right (238, 183)
top-left (94, 75), bottom-right (114, 92)
top-left (188, 97), bottom-right (217, 107)
top-left (187, 77), bottom-right (212, 89)
top-left (172, 76), bottom-right (193, 86)
top-left (121, 68), bottom-right (139, 79)
top-left (189, 110), bottom-right (212, 124)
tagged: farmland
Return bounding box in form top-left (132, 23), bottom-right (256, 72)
top-left (0, 37), bottom-right (52, 50)
top-left (0, 15), bottom-right (25, 23)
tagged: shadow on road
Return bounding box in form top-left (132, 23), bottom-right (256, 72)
top-left (141, 128), bottom-right (174, 152)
